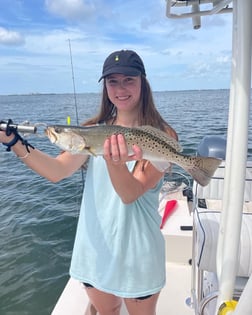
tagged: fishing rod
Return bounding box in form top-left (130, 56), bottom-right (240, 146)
top-left (68, 39), bottom-right (80, 125)
top-left (68, 39), bottom-right (85, 191)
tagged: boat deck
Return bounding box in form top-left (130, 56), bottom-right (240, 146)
top-left (52, 261), bottom-right (193, 315)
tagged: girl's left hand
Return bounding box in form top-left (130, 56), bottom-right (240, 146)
top-left (103, 134), bottom-right (142, 164)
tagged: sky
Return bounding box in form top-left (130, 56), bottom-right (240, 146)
top-left (0, 0), bottom-right (234, 94)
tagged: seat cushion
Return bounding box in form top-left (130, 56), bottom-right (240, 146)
top-left (195, 210), bottom-right (252, 277)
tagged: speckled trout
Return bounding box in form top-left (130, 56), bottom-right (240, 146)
top-left (45, 124), bottom-right (221, 186)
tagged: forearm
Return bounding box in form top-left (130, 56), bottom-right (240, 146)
top-left (106, 162), bottom-right (144, 204)
top-left (1, 132), bottom-right (87, 182)
top-left (12, 141), bottom-right (65, 182)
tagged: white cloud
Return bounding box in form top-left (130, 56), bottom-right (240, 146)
top-left (216, 55), bottom-right (231, 64)
top-left (0, 27), bottom-right (25, 46)
top-left (0, 1), bottom-right (235, 93)
top-left (45, 0), bottom-right (96, 20)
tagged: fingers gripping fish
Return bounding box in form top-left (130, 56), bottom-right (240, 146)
top-left (45, 124), bottom-right (222, 187)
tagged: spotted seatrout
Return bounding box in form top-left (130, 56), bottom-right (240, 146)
top-left (45, 124), bottom-right (222, 186)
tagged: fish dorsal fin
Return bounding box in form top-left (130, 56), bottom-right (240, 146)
top-left (136, 125), bottom-right (182, 152)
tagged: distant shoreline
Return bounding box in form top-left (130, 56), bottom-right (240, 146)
top-left (0, 88), bottom-right (234, 97)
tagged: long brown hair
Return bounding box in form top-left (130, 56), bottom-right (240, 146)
top-left (83, 75), bottom-right (177, 139)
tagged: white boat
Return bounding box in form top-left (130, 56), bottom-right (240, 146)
top-left (51, 1), bottom-right (252, 314)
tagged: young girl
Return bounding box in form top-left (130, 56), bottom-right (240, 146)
top-left (0, 50), bottom-right (177, 315)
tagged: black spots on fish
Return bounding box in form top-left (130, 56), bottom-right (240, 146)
top-left (124, 128), bottom-right (176, 157)
top-left (127, 134), bottom-right (135, 142)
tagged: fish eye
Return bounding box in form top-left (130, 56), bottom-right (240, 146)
top-left (54, 127), bottom-right (62, 133)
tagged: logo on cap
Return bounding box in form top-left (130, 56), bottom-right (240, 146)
top-left (98, 50), bottom-right (146, 82)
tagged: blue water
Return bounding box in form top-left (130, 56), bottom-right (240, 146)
top-left (0, 90), bottom-right (251, 315)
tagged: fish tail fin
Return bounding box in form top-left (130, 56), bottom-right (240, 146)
top-left (185, 156), bottom-right (222, 187)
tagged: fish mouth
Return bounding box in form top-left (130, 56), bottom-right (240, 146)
top-left (45, 127), bottom-right (58, 144)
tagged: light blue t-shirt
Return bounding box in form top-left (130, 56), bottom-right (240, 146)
top-left (70, 156), bottom-right (166, 298)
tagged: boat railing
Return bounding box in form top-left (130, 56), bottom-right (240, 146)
top-left (166, 0), bottom-right (232, 29)
top-left (190, 161), bottom-right (252, 315)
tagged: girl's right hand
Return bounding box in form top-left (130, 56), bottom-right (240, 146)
top-left (0, 130), bottom-right (15, 144)
top-left (103, 134), bottom-right (142, 165)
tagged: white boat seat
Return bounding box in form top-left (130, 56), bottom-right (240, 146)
top-left (195, 209), bottom-right (252, 277)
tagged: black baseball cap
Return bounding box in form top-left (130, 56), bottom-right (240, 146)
top-left (98, 50), bottom-right (146, 82)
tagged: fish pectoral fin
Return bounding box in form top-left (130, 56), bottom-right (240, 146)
top-left (86, 146), bottom-right (97, 157)
top-left (150, 160), bottom-right (172, 172)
